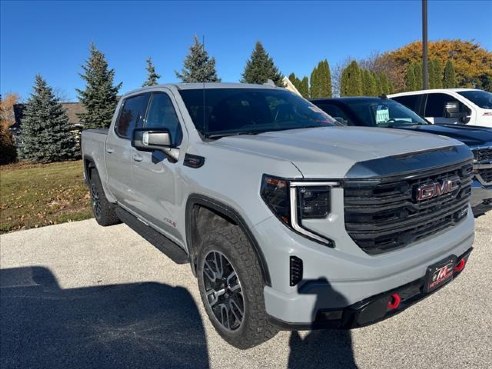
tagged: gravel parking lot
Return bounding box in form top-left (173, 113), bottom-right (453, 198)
top-left (1, 212), bottom-right (491, 369)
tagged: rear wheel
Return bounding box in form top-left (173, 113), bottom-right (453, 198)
top-left (89, 169), bottom-right (120, 226)
top-left (196, 223), bottom-right (278, 349)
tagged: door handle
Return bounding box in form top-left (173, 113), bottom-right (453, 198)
top-left (106, 147), bottom-right (114, 154)
top-left (132, 154), bottom-right (143, 162)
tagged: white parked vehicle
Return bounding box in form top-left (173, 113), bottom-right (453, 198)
top-left (389, 89), bottom-right (492, 128)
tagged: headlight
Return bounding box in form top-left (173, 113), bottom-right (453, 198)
top-left (261, 175), bottom-right (338, 247)
top-left (297, 186), bottom-right (330, 219)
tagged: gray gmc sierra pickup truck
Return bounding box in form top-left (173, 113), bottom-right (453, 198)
top-left (82, 83), bottom-right (474, 348)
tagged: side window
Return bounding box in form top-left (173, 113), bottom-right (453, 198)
top-left (424, 93), bottom-right (454, 117)
top-left (316, 103), bottom-right (353, 125)
top-left (392, 95), bottom-right (419, 113)
top-left (145, 92), bottom-right (183, 146)
top-left (115, 93), bottom-right (150, 139)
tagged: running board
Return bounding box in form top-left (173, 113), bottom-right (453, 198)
top-left (115, 207), bottom-right (189, 264)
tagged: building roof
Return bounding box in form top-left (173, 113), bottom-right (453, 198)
top-left (11, 102), bottom-right (85, 129)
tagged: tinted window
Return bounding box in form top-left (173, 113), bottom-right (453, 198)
top-left (145, 93), bottom-right (183, 146)
top-left (115, 93), bottom-right (150, 138)
top-left (342, 99), bottom-right (428, 127)
top-left (392, 95), bottom-right (419, 112)
top-left (424, 93), bottom-right (470, 117)
top-left (179, 88), bottom-right (338, 137)
top-left (457, 90), bottom-right (492, 109)
top-left (315, 103), bottom-right (353, 125)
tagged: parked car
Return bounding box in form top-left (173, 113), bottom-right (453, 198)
top-left (389, 89), bottom-right (492, 128)
top-left (311, 96), bottom-right (492, 210)
top-left (82, 83), bottom-right (474, 348)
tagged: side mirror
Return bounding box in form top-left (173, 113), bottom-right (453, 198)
top-left (444, 101), bottom-right (464, 119)
top-left (460, 115), bottom-right (471, 124)
top-left (132, 128), bottom-right (172, 152)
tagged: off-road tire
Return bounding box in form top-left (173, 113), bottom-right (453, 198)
top-left (196, 223), bottom-right (278, 349)
top-left (89, 169), bottom-right (120, 226)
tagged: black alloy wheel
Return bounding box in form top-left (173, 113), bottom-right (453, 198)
top-left (202, 250), bottom-right (244, 331)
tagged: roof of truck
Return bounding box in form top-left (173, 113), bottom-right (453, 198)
top-left (123, 82), bottom-right (279, 97)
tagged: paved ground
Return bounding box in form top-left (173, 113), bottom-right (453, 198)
top-left (1, 212), bottom-right (491, 369)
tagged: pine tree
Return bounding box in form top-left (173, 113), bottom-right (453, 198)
top-left (77, 44), bottom-right (122, 129)
top-left (413, 62), bottom-right (423, 90)
top-left (299, 77), bottom-right (310, 98)
top-left (362, 70), bottom-right (378, 96)
top-left (432, 59), bottom-right (443, 88)
top-left (379, 73), bottom-right (392, 95)
top-left (443, 60), bottom-right (456, 88)
top-left (241, 41), bottom-right (283, 86)
top-left (143, 57), bottom-right (161, 87)
top-left (288, 73), bottom-right (302, 90)
top-left (405, 64), bottom-right (416, 91)
top-left (428, 60), bottom-right (436, 88)
top-left (370, 72), bottom-right (379, 96)
top-left (318, 60), bottom-right (332, 97)
top-left (176, 36), bottom-right (220, 83)
top-left (310, 65), bottom-right (321, 98)
top-left (340, 61), bottom-right (362, 96)
top-left (18, 75), bottom-right (77, 163)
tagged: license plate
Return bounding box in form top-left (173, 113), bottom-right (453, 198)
top-left (424, 255), bottom-right (457, 293)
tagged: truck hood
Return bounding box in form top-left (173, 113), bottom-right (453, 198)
top-left (396, 124), bottom-right (492, 147)
top-left (211, 126), bottom-right (462, 178)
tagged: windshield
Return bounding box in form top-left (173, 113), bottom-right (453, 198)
top-left (179, 88), bottom-right (339, 138)
top-left (349, 99), bottom-right (429, 127)
top-left (457, 90), bottom-right (492, 109)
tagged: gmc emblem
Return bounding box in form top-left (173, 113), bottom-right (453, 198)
top-left (415, 176), bottom-right (460, 201)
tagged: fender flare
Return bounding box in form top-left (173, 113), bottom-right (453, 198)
top-left (185, 194), bottom-right (272, 287)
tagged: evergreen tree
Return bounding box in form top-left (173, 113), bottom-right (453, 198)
top-left (428, 61), bottom-right (435, 88)
top-left (310, 65), bottom-right (321, 98)
top-left (318, 60), bottom-right (332, 97)
top-left (340, 61), bottom-right (362, 96)
top-left (77, 44), bottom-right (122, 129)
top-left (241, 41), bottom-right (283, 86)
top-left (405, 64), bottom-right (416, 91)
top-left (176, 36), bottom-right (220, 83)
top-left (299, 77), bottom-right (310, 98)
top-left (379, 73), bottom-right (392, 95)
top-left (432, 59), bottom-right (443, 88)
top-left (19, 75), bottom-right (77, 163)
top-left (143, 57), bottom-right (161, 87)
top-left (412, 62), bottom-right (423, 90)
top-left (443, 60), bottom-right (456, 88)
top-left (362, 70), bottom-right (378, 96)
top-left (288, 73), bottom-right (302, 90)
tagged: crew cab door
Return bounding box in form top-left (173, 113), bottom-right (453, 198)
top-left (105, 92), bottom-right (150, 210)
top-left (130, 90), bottom-right (185, 243)
top-left (423, 93), bottom-right (471, 124)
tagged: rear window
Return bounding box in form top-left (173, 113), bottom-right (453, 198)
top-left (179, 88), bottom-right (338, 138)
top-left (391, 95), bottom-right (420, 112)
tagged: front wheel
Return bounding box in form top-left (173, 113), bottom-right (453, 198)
top-left (196, 224), bottom-right (278, 349)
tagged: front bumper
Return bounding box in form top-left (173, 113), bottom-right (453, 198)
top-left (270, 248), bottom-right (472, 330)
top-left (255, 206), bottom-right (475, 325)
top-left (471, 178), bottom-right (492, 207)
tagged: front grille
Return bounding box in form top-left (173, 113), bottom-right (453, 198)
top-left (472, 147), bottom-right (492, 163)
top-left (345, 160), bottom-right (473, 255)
top-left (478, 168), bottom-right (492, 183)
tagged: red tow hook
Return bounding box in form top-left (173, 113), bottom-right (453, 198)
top-left (454, 258), bottom-right (466, 273)
top-left (387, 293), bottom-right (401, 310)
